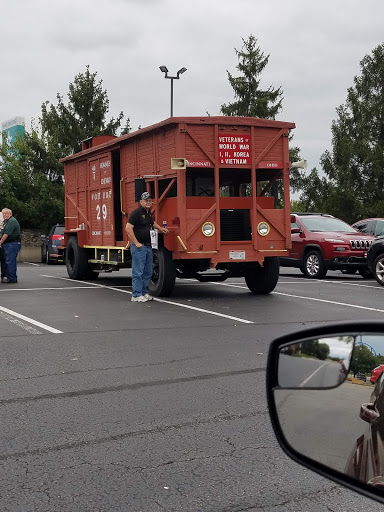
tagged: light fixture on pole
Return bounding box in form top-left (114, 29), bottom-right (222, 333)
top-left (159, 66), bottom-right (187, 117)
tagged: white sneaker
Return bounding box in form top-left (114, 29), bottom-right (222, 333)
top-left (131, 295), bottom-right (148, 302)
top-left (144, 294), bottom-right (153, 301)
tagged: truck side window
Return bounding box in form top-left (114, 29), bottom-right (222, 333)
top-left (159, 178), bottom-right (177, 198)
top-left (220, 168), bottom-right (251, 197)
top-left (186, 169), bottom-right (215, 196)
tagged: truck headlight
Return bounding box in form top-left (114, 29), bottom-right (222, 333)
top-left (202, 222), bottom-right (215, 237)
top-left (257, 222), bottom-right (270, 236)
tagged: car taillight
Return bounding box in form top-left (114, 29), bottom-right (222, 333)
top-left (51, 235), bottom-right (63, 240)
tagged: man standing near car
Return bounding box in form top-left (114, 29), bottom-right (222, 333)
top-left (0, 208), bottom-right (21, 284)
top-left (125, 192), bottom-right (168, 302)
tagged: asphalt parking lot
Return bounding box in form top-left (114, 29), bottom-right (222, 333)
top-left (0, 263), bottom-right (382, 511)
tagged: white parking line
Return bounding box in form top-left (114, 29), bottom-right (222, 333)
top-left (300, 362), bottom-right (327, 387)
top-left (0, 311), bottom-right (42, 335)
top-left (0, 306), bottom-right (63, 334)
top-left (213, 282), bottom-right (384, 314)
top-left (41, 275), bottom-right (254, 324)
top-left (279, 278), bottom-right (381, 289)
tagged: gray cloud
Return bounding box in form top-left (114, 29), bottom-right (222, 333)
top-left (1, 0), bottom-right (383, 171)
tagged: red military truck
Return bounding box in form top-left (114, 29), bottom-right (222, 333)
top-left (60, 116), bottom-right (296, 296)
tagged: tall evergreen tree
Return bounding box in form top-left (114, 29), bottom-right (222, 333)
top-left (221, 35), bottom-right (283, 119)
top-left (317, 43), bottom-right (384, 223)
top-left (41, 65), bottom-right (125, 154)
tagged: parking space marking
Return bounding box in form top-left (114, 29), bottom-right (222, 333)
top-left (0, 306), bottom-right (63, 334)
top-left (42, 275), bottom-right (254, 324)
top-left (212, 282), bottom-right (384, 314)
top-left (278, 276), bottom-right (381, 289)
top-left (0, 311), bottom-right (42, 335)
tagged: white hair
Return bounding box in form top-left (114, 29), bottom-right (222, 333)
top-left (1, 208), bottom-right (12, 215)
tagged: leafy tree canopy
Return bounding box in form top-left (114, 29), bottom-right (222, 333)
top-left (298, 43), bottom-right (384, 223)
top-left (41, 65), bottom-right (125, 155)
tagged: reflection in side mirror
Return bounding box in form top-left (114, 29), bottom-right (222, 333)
top-left (278, 336), bottom-right (354, 388)
top-left (267, 325), bottom-right (384, 504)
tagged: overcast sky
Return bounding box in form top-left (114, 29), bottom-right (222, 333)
top-left (1, 0), bottom-right (383, 170)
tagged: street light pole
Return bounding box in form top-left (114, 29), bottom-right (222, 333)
top-left (159, 66), bottom-right (187, 117)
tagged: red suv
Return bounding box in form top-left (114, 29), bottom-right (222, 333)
top-left (279, 213), bottom-right (376, 279)
top-left (370, 364), bottom-right (384, 384)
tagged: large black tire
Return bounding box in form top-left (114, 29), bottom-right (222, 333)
top-left (148, 248), bottom-right (176, 297)
top-left (244, 257), bottom-right (279, 294)
top-left (359, 268), bottom-right (372, 279)
top-left (303, 250), bottom-right (327, 279)
top-left (66, 236), bottom-right (91, 280)
top-left (373, 254), bottom-right (384, 286)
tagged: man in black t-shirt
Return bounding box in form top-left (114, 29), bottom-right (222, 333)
top-left (126, 192), bottom-right (168, 302)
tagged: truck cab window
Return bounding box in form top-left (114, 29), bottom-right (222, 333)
top-left (219, 168), bottom-right (251, 197)
top-left (186, 169), bottom-right (214, 196)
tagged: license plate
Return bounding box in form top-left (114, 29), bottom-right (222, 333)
top-left (229, 250), bottom-right (245, 260)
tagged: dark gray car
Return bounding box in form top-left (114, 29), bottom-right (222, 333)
top-left (41, 224), bottom-right (65, 264)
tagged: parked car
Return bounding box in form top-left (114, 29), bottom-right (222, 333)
top-left (279, 213), bottom-right (376, 279)
top-left (367, 237), bottom-right (384, 285)
top-left (356, 372), bottom-right (367, 382)
top-left (352, 218), bottom-right (384, 237)
top-left (41, 224), bottom-right (65, 264)
top-left (370, 364), bottom-right (384, 384)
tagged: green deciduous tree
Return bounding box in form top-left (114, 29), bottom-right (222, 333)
top-left (301, 44), bottom-right (384, 223)
top-left (221, 35), bottom-right (283, 119)
top-left (0, 66), bottom-right (128, 229)
top-left (0, 128), bottom-right (64, 230)
top-left (351, 344), bottom-right (377, 376)
top-left (41, 65), bottom-right (125, 155)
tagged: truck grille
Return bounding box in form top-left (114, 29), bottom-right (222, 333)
top-left (350, 239), bottom-right (373, 250)
top-left (220, 209), bottom-right (251, 241)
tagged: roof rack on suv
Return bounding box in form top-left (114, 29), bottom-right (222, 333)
top-left (291, 212), bottom-right (334, 217)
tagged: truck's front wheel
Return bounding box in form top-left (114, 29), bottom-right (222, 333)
top-left (244, 257), bottom-right (279, 294)
top-left (148, 248), bottom-right (176, 297)
top-left (66, 236), bottom-right (90, 280)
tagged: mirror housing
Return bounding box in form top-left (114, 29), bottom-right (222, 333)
top-left (291, 227), bottom-right (301, 234)
top-left (267, 321), bottom-right (384, 504)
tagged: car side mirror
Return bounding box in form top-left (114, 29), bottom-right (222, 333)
top-left (266, 322), bottom-right (384, 504)
top-left (291, 227), bottom-right (301, 234)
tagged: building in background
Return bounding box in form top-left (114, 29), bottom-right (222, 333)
top-left (1, 116), bottom-right (25, 146)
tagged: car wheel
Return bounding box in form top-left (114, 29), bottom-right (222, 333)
top-left (303, 250), bottom-right (327, 279)
top-left (373, 254), bottom-right (384, 286)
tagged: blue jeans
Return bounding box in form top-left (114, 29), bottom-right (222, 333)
top-left (130, 244), bottom-right (153, 297)
top-left (3, 242), bottom-right (21, 282)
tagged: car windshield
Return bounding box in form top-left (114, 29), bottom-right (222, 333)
top-left (300, 216), bottom-right (357, 233)
top-left (54, 225), bottom-right (65, 235)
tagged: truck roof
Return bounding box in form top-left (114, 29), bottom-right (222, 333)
top-left (60, 116), bottom-right (295, 163)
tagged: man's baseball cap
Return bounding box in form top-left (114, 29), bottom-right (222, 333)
top-left (140, 192), bottom-right (152, 200)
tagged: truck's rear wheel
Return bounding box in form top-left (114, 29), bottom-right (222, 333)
top-left (66, 236), bottom-right (90, 280)
top-left (244, 257), bottom-right (279, 294)
top-left (148, 248), bottom-right (176, 297)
